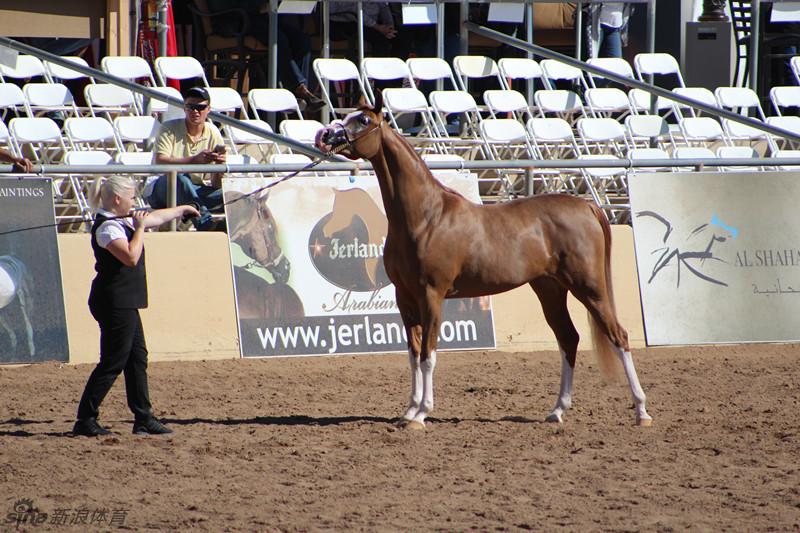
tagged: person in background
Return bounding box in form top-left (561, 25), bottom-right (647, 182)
top-left (0, 149), bottom-right (33, 173)
top-left (146, 86), bottom-right (225, 231)
top-left (586, 3), bottom-right (635, 59)
top-left (206, 0), bottom-right (324, 111)
top-left (330, 2), bottom-right (397, 58)
top-left (73, 176), bottom-right (199, 437)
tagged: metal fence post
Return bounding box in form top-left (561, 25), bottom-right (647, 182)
top-left (167, 170), bottom-right (177, 231)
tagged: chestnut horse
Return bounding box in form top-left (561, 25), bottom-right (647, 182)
top-left (315, 92), bottom-right (652, 429)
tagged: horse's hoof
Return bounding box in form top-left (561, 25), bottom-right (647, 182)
top-left (636, 417), bottom-right (653, 427)
top-left (395, 418), bottom-right (411, 428)
top-left (545, 413), bottom-right (563, 424)
top-left (405, 420), bottom-right (426, 431)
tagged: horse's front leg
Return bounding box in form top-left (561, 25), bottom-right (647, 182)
top-left (406, 286), bottom-right (444, 430)
top-left (396, 290), bottom-right (423, 424)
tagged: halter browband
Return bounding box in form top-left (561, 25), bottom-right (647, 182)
top-left (343, 119), bottom-right (382, 147)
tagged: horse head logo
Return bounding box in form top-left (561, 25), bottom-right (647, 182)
top-left (227, 189), bottom-right (291, 284)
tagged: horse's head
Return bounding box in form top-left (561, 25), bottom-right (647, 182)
top-left (228, 190), bottom-right (291, 284)
top-left (315, 91), bottom-right (385, 160)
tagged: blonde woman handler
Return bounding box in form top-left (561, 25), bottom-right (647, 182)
top-left (73, 177), bottom-right (199, 437)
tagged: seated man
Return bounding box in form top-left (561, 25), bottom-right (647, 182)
top-left (146, 86), bottom-right (226, 231)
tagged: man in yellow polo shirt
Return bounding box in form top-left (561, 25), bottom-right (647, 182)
top-left (146, 86), bottom-right (227, 230)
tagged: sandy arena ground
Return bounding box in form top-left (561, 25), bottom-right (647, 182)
top-left (1, 343), bottom-right (799, 532)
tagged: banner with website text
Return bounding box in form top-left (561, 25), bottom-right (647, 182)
top-left (630, 171), bottom-right (800, 345)
top-left (0, 177), bottom-right (69, 363)
top-left (223, 174), bottom-right (495, 357)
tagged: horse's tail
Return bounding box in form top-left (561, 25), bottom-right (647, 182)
top-left (587, 203), bottom-right (623, 382)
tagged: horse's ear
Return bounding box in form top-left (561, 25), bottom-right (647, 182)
top-left (372, 90), bottom-right (383, 116)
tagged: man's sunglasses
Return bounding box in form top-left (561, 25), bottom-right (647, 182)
top-left (184, 103), bottom-right (209, 111)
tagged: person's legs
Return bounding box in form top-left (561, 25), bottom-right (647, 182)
top-left (122, 310), bottom-right (153, 423)
top-left (76, 306), bottom-right (139, 422)
top-left (146, 173), bottom-right (201, 209)
top-left (598, 24), bottom-right (623, 59)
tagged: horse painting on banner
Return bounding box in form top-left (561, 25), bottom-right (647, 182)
top-left (225, 190), bottom-right (305, 320)
top-left (0, 255), bottom-right (35, 359)
top-left (315, 92), bottom-right (652, 429)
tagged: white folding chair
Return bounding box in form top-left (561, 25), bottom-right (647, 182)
top-left (63, 116), bottom-right (123, 155)
top-left (714, 86), bottom-right (769, 148)
top-left (576, 117), bottom-right (630, 157)
top-left (624, 114), bottom-right (674, 151)
top-left (627, 147), bottom-right (672, 172)
top-left (586, 57), bottom-right (635, 88)
top-left (669, 87), bottom-right (718, 119)
top-left (22, 83), bottom-right (81, 119)
top-left (673, 146), bottom-right (719, 172)
top-left (0, 122), bottom-right (14, 156)
top-left (526, 117), bottom-right (582, 192)
top-left (498, 57), bottom-right (542, 90)
top-left (453, 56), bottom-right (505, 95)
top-left (576, 154), bottom-right (629, 223)
top-left (84, 84), bottom-right (140, 119)
top-left (478, 118), bottom-right (537, 199)
top-left (269, 153), bottom-right (318, 177)
top-left (278, 119), bottom-right (325, 151)
top-left (769, 86), bottom-right (800, 116)
top-left (406, 57), bottom-right (460, 90)
top-left (102, 56), bottom-right (158, 86)
top-left (144, 86), bottom-right (183, 119)
top-left (540, 59), bottom-right (587, 91)
top-left (44, 56), bottom-right (93, 84)
top-left (381, 88), bottom-right (439, 141)
top-left (154, 56), bottom-right (210, 87)
top-left (716, 145), bottom-right (761, 172)
top-left (115, 151), bottom-right (158, 204)
top-left (771, 148), bottom-right (800, 170)
top-left (64, 151), bottom-right (116, 220)
top-left (428, 90), bottom-right (484, 157)
top-left (765, 115), bottom-right (800, 152)
top-left (677, 117), bottom-right (728, 149)
top-left (634, 52), bottom-right (686, 87)
top-left (227, 119), bottom-right (276, 161)
top-left (790, 56), bottom-right (800, 85)
top-left (584, 87), bottom-right (633, 119)
top-left (534, 89), bottom-right (586, 124)
top-left (313, 58), bottom-right (369, 119)
top-left (8, 116), bottom-right (67, 164)
top-left (113, 115), bottom-right (160, 152)
top-left (248, 88), bottom-right (303, 120)
top-left (361, 57), bottom-right (412, 106)
top-left (0, 56), bottom-right (46, 82)
top-left (0, 83), bottom-right (27, 121)
top-left (483, 89), bottom-right (532, 122)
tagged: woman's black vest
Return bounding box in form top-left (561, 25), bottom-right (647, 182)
top-left (89, 213), bottom-right (147, 309)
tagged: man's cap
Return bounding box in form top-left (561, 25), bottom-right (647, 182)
top-left (184, 86), bottom-right (210, 101)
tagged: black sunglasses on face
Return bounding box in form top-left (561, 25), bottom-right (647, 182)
top-left (185, 102), bottom-right (209, 111)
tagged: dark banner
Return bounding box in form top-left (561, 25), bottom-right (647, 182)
top-left (0, 177), bottom-right (69, 363)
top-left (224, 175), bottom-right (496, 357)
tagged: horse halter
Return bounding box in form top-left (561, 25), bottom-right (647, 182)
top-left (336, 116), bottom-right (383, 149)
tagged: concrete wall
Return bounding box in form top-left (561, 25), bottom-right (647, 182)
top-left (59, 225), bottom-right (644, 365)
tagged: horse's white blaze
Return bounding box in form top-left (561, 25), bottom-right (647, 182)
top-left (547, 348), bottom-right (574, 423)
top-left (0, 269), bottom-right (16, 308)
top-left (616, 347), bottom-right (651, 422)
top-left (411, 350), bottom-right (436, 425)
top-left (403, 349), bottom-right (423, 420)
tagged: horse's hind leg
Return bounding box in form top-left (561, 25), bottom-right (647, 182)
top-left (581, 294), bottom-right (652, 427)
top-left (531, 278), bottom-right (579, 423)
top-left (18, 293), bottom-right (35, 358)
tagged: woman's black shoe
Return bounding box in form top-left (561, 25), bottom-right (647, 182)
top-left (72, 418), bottom-right (111, 437)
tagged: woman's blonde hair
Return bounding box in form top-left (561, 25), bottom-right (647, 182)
top-left (88, 176), bottom-right (136, 211)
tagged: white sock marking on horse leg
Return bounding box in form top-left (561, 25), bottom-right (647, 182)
top-left (616, 347), bottom-right (652, 424)
top-left (546, 348), bottom-right (574, 423)
top-left (412, 350), bottom-right (436, 425)
top-left (402, 349), bottom-right (423, 421)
